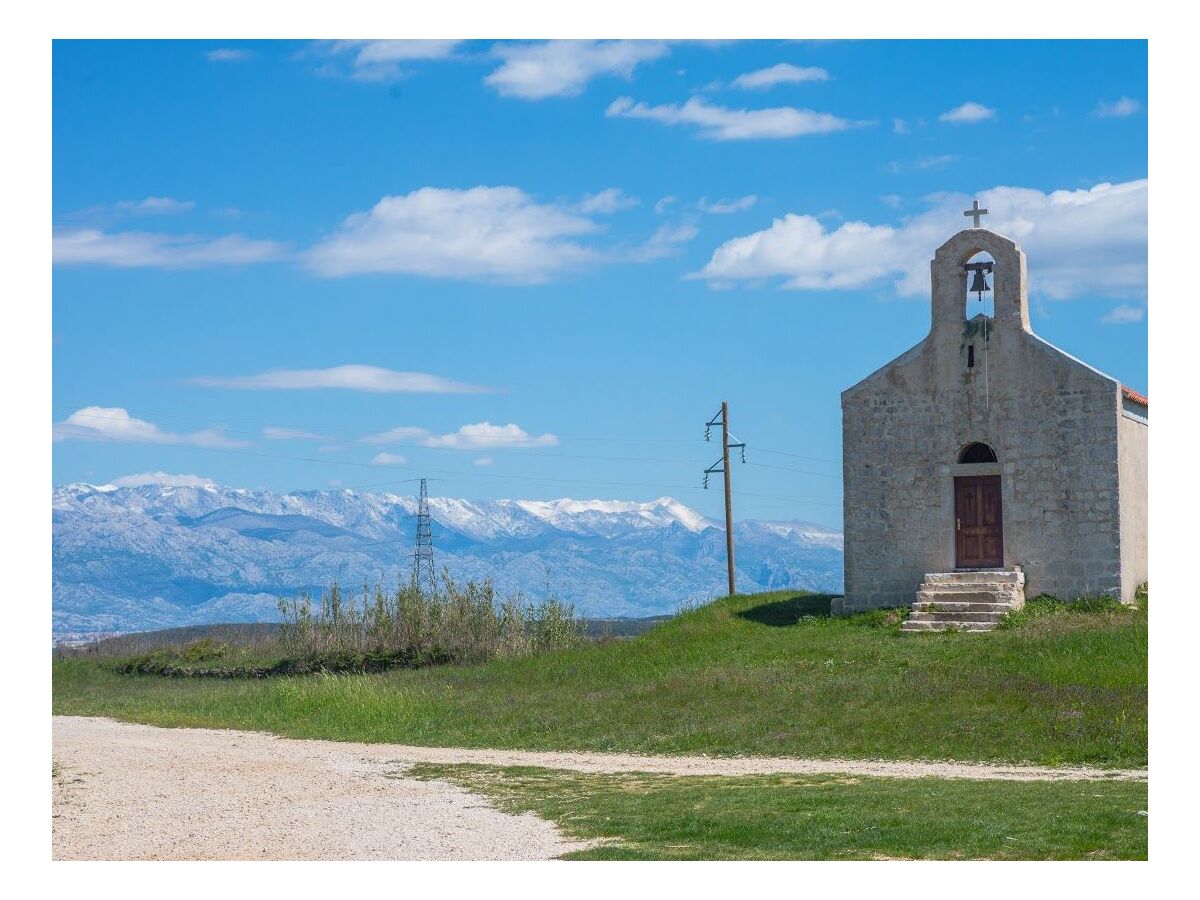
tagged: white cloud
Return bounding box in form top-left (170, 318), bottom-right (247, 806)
top-left (485, 40), bottom-right (668, 100)
top-left (111, 472), bottom-right (216, 488)
top-left (731, 63), bottom-right (830, 90)
top-left (653, 196), bottom-right (677, 215)
top-left (693, 179), bottom-right (1147, 300)
top-left (114, 197), bottom-right (195, 214)
top-left (893, 118), bottom-right (910, 134)
top-left (207, 49), bottom-right (252, 63)
top-left (1101, 304), bottom-right (1146, 325)
top-left (370, 452), bottom-right (409, 466)
top-left (192, 365), bottom-right (492, 394)
top-left (577, 188), bottom-right (640, 214)
top-left (360, 426), bottom-right (433, 445)
top-left (53, 407), bottom-right (242, 448)
top-left (473, 457), bottom-right (495, 467)
top-left (53, 228), bottom-right (285, 269)
top-left (940, 101), bottom-right (996, 124)
top-left (606, 96), bottom-right (857, 141)
top-left (698, 195), bottom-right (758, 215)
top-left (634, 221), bottom-right (700, 261)
top-left (1094, 97), bottom-right (1142, 118)
top-left (262, 426), bottom-right (328, 440)
top-left (880, 194), bottom-right (904, 209)
top-left (305, 186), bottom-right (600, 282)
top-left (362, 422), bottom-right (559, 450)
top-left (318, 40), bottom-right (462, 81)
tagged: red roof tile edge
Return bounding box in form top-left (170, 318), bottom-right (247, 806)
top-left (1122, 386), bottom-right (1148, 407)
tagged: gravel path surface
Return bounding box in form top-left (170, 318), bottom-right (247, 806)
top-left (53, 716), bottom-right (1147, 860)
top-left (52, 716), bottom-right (594, 861)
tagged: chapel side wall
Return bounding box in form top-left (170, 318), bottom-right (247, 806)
top-left (1117, 411), bottom-right (1148, 603)
top-left (995, 336), bottom-right (1123, 602)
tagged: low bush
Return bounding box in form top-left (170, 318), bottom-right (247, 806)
top-left (100, 573), bottom-right (587, 678)
top-left (276, 573), bottom-right (585, 665)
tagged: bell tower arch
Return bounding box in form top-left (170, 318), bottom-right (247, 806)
top-left (929, 217), bottom-right (1030, 340)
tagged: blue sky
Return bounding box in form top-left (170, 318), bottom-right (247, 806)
top-left (52, 39), bottom-right (1147, 527)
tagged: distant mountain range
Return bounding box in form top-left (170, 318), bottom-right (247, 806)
top-left (52, 482), bottom-right (844, 636)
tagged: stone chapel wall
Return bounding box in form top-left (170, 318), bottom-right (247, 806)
top-left (840, 228), bottom-right (1129, 612)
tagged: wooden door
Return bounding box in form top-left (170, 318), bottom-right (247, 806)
top-left (954, 475), bottom-right (1003, 568)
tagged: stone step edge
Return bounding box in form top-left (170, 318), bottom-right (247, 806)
top-left (900, 621), bottom-right (1000, 632)
top-left (910, 605), bottom-right (1014, 614)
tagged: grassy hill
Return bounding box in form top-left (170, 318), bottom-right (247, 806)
top-left (52, 590), bottom-right (1147, 767)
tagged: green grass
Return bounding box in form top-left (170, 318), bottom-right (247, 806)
top-left (409, 764), bottom-right (1148, 860)
top-left (53, 590), bottom-right (1148, 767)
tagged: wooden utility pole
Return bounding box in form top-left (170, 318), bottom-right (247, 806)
top-left (704, 402), bottom-right (746, 597)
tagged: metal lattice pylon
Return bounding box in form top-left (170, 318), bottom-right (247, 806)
top-left (411, 478), bottom-right (436, 595)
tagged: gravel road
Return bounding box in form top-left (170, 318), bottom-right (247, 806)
top-left (52, 716), bottom-right (1147, 860)
top-left (52, 716), bottom-right (594, 860)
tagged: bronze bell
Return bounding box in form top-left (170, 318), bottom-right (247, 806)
top-left (969, 267), bottom-right (990, 297)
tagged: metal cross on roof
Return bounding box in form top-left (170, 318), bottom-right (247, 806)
top-left (964, 199), bottom-right (989, 228)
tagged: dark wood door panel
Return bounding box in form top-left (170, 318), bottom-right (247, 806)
top-left (955, 475), bottom-right (1003, 568)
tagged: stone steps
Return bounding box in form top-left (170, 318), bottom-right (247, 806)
top-left (921, 569), bottom-right (1024, 585)
top-left (912, 600), bottom-right (1013, 614)
top-left (900, 619), bottom-right (1000, 633)
top-left (914, 590), bottom-right (1017, 605)
top-left (901, 567), bottom-right (1025, 634)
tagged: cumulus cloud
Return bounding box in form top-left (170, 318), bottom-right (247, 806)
top-left (653, 196), bottom-right (677, 215)
top-left (693, 179), bottom-right (1147, 300)
top-left (206, 49), bottom-right (252, 63)
top-left (316, 40), bottom-right (463, 81)
top-left (485, 40), bottom-right (668, 100)
top-left (362, 422), bottom-right (559, 450)
top-left (1094, 97), bottom-right (1142, 118)
top-left (192, 365), bottom-right (493, 394)
top-left (111, 472), bottom-right (216, 488)
top-left (939, 101), bottom-right (996, 123)
top-left (1101, 304), bottom-right (1146, 325)
top-left (731, 63), bottom-right (830, 90)
top-left (698, 195), bottom-right (758, 214)
top-left (606, 96), bottom-right (857, 141)
top-left (577, 188), bottom-right (640, 214)
top-left (370, 452), bottom-right (409, 466)
top-left (304, 186), bottom-right (601, 282)
top-left (53, 228), bottom-right (285, 269)
top-left (52, 407), bottom-right (242, 448)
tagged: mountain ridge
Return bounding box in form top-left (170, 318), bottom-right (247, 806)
top-left (53, 482), bottom-right (844, 636)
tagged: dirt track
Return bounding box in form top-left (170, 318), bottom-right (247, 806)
top-left (52, 716), bottom-right (1148, 860)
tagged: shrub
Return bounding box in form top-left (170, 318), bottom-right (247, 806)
top-left (275, 571), bottom-right (585, 668)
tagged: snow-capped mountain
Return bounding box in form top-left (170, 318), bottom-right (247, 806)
top-left (52, 482), bottom-right (844, 636)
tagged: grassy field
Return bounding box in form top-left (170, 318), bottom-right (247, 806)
top-left (410, 764), bottom-right (1148, 860)
top-left (52, 590), bottom-right (1148, 767)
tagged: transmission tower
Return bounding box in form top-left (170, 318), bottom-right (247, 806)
top-left (411, 478), bottom-right (436, 595)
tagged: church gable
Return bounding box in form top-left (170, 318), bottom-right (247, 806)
top-left (840, 204), bottom-right (1146, 615)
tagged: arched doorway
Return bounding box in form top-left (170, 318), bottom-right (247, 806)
top-left (954, 443), bottom-right (1003, 568)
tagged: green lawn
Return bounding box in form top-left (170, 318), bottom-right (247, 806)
top-left (53, 591), bottom-right (1147, 767)
top-left (409, 764), bottom-right (1148, 860)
